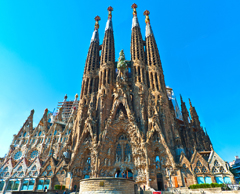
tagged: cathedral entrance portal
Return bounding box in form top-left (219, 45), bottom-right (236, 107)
top-left (157, 173), bottom-right (164, 191)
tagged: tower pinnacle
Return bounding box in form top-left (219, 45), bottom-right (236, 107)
top-left (105, 6), bottom-right (113, 31)
top-left (131, 3), bottom-right (139, 29)
top-left (144, 10), bottom-right (152, 37)
top-left (91, 16), bottom-right (100, 43)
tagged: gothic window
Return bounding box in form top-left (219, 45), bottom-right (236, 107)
top-left (54, 130), bottom-right (57, 135)
top-left (214, 160), bottom-right (219, 166)
top-left (202, 166), bottom-right (207, 173)
top-left (153, 132), bottom-right (160, 142)
top-left (23, 132), bottom-right (26, 137)
top-left (30, 151), bottom-right (38, 159)
top-left (38, 131), bottom-right (42, 136)
top-left (183, 164), bottom-right (186, 168)
top-left (194, 167), bottom-right (200, 174)
top-left (19, 172), bottom-right (24, 177)
top-left (12, 172), bottom-right (18, 177)
top-left (48, 171), bottom-right (53, 176)
top-left (212, 167), bottom-right (218, 173)
top-left (42, 171), bottom-right (47, 176)
top-left (116, 144), bottom-right (122, 162)
top-left (124, 144), bottom-right (131, 162)
top-left (46, 165), bottom-right (51, 170)
top-left (196, 160), bottom-right (202, 167)
top-left (14, 151), bottom-right (22, 160)
top-left (156, 156), bottom-right (161, 169)
top-left (219, 167), bottom-right (224, 172)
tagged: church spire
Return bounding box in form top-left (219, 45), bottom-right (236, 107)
top-left (80, 16), bottom-right (100, 99)
top-left (105, 6), bottom-right (113, 31)
top-left (144, 10), bottom-right (166, 93)
top-left (100, 6), bottom-right (115, 65)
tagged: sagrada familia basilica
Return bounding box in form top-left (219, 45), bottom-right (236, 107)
top-left (0, 4), bottom-right (234, 193)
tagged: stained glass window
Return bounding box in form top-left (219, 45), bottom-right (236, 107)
top-left (212, 167), bottom-right (218, 173)
top-left (194, 167), bottom-right (200, 173)
top-left (14, 151), bottom-right (22, 160)
top-left (202, 166), bottom-right (207, 173)
top-left (48, 171), bottom-right (53, 176)
top-left (30, 151), bottom-right (38, 159)
top-left (214, 160), bottom-right (219, 166)
top-left (196, 161), bottom-right (202, 167)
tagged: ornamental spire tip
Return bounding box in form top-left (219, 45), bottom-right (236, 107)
top-left (143, 10), bottom-right (150, 24)
top-left (107, 6), bottom-right (113, 18)
top-left (131, 3), bottom-right (137, 16)
top-left (94, 16), bottom-right (101, 30)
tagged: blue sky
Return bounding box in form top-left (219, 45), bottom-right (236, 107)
top-left (0, 0), bottom-right (239, 162)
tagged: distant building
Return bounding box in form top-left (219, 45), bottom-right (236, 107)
top-left (0, 4), bottom-right (235, 193)
top-left (229, 156), bottom-right (240, 183)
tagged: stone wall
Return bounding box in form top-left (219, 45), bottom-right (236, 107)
top-left (79, 177), bottom-right (136, 194)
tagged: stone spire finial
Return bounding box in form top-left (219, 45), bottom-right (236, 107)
top-left (144, 10), bottom-right (152, 37)
top-left (107, 6), bottom-right (113, 18)
top-left (105, 6), bottom-right (113, 31)
top-left (189, 98), bottom-right (193, 108)
top-left (131, 3), bottom-right (137, 15)
top-left (131, 3), bottom-right (139, 29)
top-left (91, 16), bottom-right (100, 43)
top-left (94, 16), bottom-right (101, 30)
top-left (143, 10), bottom-right (150, 24)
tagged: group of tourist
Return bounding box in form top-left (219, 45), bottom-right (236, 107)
top-left (115, 171), bottom-right (127, 178)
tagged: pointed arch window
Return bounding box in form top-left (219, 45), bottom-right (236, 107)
top-left (196, 160), bottom-right (202, 167)
top-left (23, 132), bottom-right (27, 137)
top-left (202, 166), bottom-right (207, 173)
top-left (124, 144), bottom-right (131, 162)
top-left (194, 167), bottom-right (200, 174)
top-left (212, 166), bottom-right (218, 173)
top-left (46, 165), bottom-right (51, 170)
top-left (38, 131), bottom-right (42, 136)
top-left (116, 144), bottom-right (122, 162)
top-left (214, 160), bottom-right (219, 166)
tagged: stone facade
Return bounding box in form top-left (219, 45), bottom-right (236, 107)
top-left (0, 4), bottom-right (234, 193)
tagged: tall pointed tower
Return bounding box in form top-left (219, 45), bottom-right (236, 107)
top-left (98, 6), bottom-right (115, 134)
top-left (130, 4), bottom-right (148, 135)
top-left (71, 16), bottom-right (101, 153)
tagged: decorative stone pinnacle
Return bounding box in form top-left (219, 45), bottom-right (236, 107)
top-left (131, 3), bottom-right (137, 16)
top-left (188, 98), bottom-right (192, 108)
top-left (107, 6), bottom-right (113, 18)
top-left (75, 93), bottom-right (79, 99)
top-left (94, 16), bottom-right (101, 30)
top-left (64, 94), bottom-right (68, 100)
top-left (143, 10), bottom-right (150, 24)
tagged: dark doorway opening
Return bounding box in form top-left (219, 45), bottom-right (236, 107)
top-left (157, 173), bottom-right (164, 191)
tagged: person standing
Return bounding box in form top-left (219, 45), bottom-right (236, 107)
top-left (115, 172), bottom-right (118, 178)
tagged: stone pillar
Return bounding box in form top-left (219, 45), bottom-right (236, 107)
top-left (33, 178), bottom-right (38, 191)
top-left (18, 179), bottom-right (23, 191)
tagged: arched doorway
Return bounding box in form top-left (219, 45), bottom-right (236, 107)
top-left (157, 173), bottom-right (164, 191)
